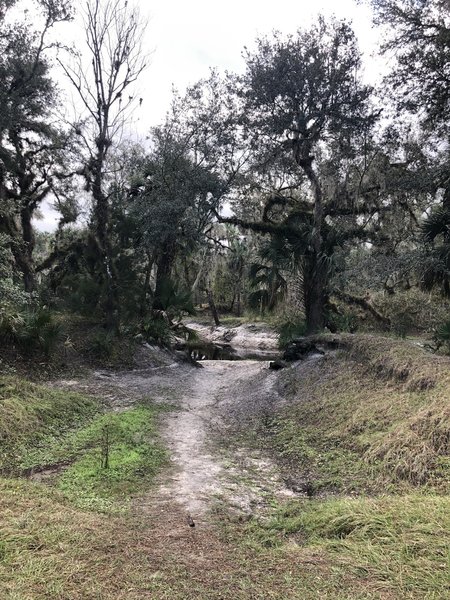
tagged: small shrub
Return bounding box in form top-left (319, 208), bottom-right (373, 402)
top-left (158, 278), bottom-right (195, 320)
top-left (141, 317), bottom-right (172, 346)
top-left (21, 310), bottom-right (63, 356)
top-left (277, 319), bottom-right (308, 348)
top-left (0, 308), bottom-right (62, 357)
top-left (435, 319), bottom-right (450, 354)
top-left (64, 276), bottom-right (102, 316)
top-left (329, 308), bottom-right (357, 333)
top-left (87, 330), bottom-right (116, 359)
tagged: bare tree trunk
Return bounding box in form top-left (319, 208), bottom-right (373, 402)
top-left (236, 289), bottom-right (241, 317)
top-left (139, 252), bottom-right (153, 317)
top-left (207, 289), bottom-right (220, 326)
top-left (92, 154), bottom-right (119, 328)
top-left (191, 250), bottom-right (207, 294)
top-left (302, 255), bottom-right (326, 334)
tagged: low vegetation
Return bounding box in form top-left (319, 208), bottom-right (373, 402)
top-left (0, 376), bottom-right (99, 474)
top-left (0, 375), bottom-right (167, 511)
top-left (57, 407), bottom-right (168, 512)
top-left (243, 494), bottom-right (450, 598)
top-left (235, 335), bottom-right (450, 494)
top-left (0, 335), bottom-right (449, 598)
top-left (0, 477), bottom-right (402, 600)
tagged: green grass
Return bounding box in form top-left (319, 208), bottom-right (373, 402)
top-left (243, 494), bottom-right (450, 598)
top-left (56, 407), bottom-right (167, 512)
top-left (0, 376), bottom-right (100, 473)
top-left (0, 375), bottom-right (167, 513)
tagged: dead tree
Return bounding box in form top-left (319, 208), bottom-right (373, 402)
top-left (59, 0), bottom-right (147, 326)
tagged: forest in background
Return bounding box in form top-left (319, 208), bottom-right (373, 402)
top-left (1, 0), bottom-right (449, 365)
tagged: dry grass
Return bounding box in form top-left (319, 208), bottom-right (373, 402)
top-left (0, 478), bottom-right (383, 600)
top-left (270, 335), bottom-right (450, 489)
top-left (247, 494), bottom-right (450, 599)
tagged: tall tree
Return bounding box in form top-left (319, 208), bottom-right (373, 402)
top-left (368, 0), bottom-right (450, 135)
top-left (59, 0), bottom-right (147, 325)
top-left (0, 0), bottom-right (73, 291)
top-left (217, 19), bottom-right (375, 332)
top-left (367, 0), bottom-right (450, 293)
top-left (127, 127), bottom-right (224, 311)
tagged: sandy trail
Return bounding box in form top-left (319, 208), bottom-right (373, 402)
top-left (157, 358), bottom-right (291, 517)
top-left (56, 333), bottom-right (296, 520)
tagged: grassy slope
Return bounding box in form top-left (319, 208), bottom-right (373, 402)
top-left (0, 375), bottom-right (168, 510)
top-left (245, 335), bottom-right (450, 493)
top-left (0, 377), bottom-right (100, 474)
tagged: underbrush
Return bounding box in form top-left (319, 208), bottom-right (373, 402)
top-left (277, 319), bottom-right (308, 348)
top-left (0, 307), bottom-right (63, 358)
top-left (373, 289), bottom-right (450, 338)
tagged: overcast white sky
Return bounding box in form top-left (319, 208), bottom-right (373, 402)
top-left (141, 0), bottom-right (380, 129)
top-left (34, 0), bottom-right (383, 230)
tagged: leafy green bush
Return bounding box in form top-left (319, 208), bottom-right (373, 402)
top-left (157, 277), bottom-right (195, 320)
top-left (0, 234), bottom-right (30, 308)
top-left (328, 308), bottom-right (357, 333)
top-left (64, 275), bottom-right (102, 316)
top-left (141, 316), bottom-right (172, 346)
top-left (87, 330), bottom-right (116, 359)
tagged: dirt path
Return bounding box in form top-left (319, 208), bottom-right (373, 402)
top-left (157, 359), bottom-right (296, 518)
top-left (57, 342), bottom-right (296, 521)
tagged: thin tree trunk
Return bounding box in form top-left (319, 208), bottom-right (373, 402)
top-left (92, 147), bottom-right (119, 329)
top-left (236, 289), bottom-right (241, 317)
top-left (191, 250), bottom-right (207, 294)
top-left (207, 289), bottom-right (220, 326)
top-left (139, 252), bottom-right (154, 317)
top-left (153, 243), bottom-right (175, 311)
top-left (230, 292), bottom-right (236, 313)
